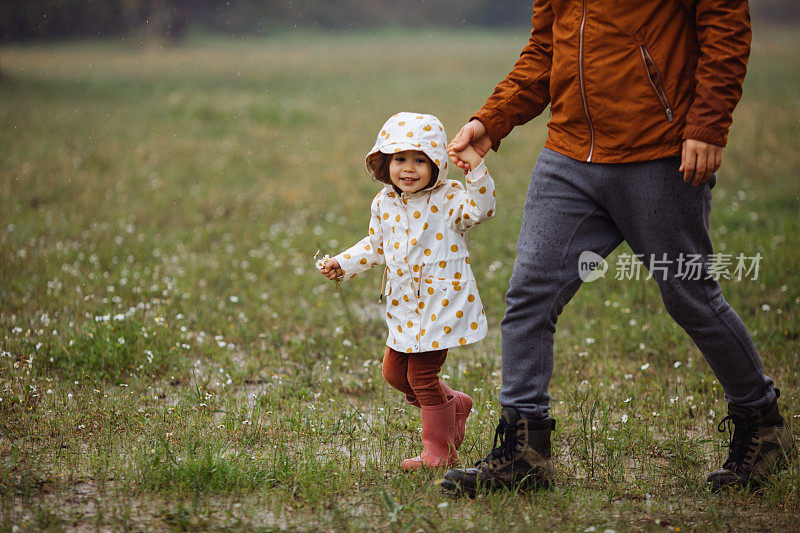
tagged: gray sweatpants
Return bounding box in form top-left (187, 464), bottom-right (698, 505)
top-left (501, 148), bottom-right (776, 419)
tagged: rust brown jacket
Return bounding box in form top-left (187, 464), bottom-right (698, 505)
top-left (473, 0), bottom-right (751, 163)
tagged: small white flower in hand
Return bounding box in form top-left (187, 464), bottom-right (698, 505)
top-left (315, 253), bottom-right (331, 271)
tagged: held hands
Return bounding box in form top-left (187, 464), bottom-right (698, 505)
top-left (320, 258), bottom-right (343, 280)
top-left (447, 144), bottom-right (483, 175)
top-left (448, 119), bottom-right (492, 172)
top-left (680, 139), bottom-right (722, 186)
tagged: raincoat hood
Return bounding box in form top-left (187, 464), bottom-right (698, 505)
top-left (365, 112), bottom-right (449, 189)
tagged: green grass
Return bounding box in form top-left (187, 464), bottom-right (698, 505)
top-left (1, 27), bottom-right (799, 531)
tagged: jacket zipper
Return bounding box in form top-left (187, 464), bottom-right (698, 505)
top-left (416, 263), bottom-right (425, 298)
top-left (639, 45), bottom-right (674, 122)
top-left (578, 0), bottom-right (595, 162)
top-left (399, 194), bottom-right (419, 302)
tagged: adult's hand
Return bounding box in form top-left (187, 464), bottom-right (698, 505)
top-left (680, 139), bottom-right (722, 186)
top-left (448, 119), bottom-right (492, 172)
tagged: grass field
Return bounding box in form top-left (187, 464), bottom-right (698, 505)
top-left (1, 27), bottom-right (799, 531)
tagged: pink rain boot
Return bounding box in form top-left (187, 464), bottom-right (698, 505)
top-left (439, 381), bottom-right (473, 449)
top-left (405, 381), bottom-right (473, 449)
top-left (401, 397), bottom-right (458, 471)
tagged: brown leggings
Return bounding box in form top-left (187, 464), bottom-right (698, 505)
top-left (381, 346), bottom-right (448, 407)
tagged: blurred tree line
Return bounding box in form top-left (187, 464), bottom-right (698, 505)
top-left (0, 0), bottom-right (534, 42)
top-left (1, 0), bottom-right (797, 42)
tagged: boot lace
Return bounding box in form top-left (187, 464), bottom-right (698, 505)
top-left (718, 414), bottom-right (757, 468)
top-left (477, 417), bottom-right (517, 466)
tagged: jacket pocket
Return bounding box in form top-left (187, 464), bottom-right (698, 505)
top-left (639, 45), bottom-right (674, 123)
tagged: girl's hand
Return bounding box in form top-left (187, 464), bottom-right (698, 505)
top-left (320, 258), bottom-right (344, 280)
top-left (448, 144), bottom-right (483, 175)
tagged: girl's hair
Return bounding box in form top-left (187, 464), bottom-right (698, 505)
top-left (368, 151), bottom-right (439, 188)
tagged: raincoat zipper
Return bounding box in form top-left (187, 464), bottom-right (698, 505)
top-left (416, 263), bottom-right (425, 298)
top-left (578, 0), bottom-right (595, 162)
top-left (639, 45), bottom-right (674, 123)
top-left (400, 195), bottom-right (414, 299)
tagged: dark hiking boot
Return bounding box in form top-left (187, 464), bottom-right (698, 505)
top-left (708, 390), bottom-right (796, 492)
top-left (438, 407), bottom-right (555, 497)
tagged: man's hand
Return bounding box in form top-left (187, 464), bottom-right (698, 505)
top-left (320, 258), bottom-right (343, 280)
top-left (680, 139), bottom-right (723, 186)
top-left (447, 144), bottom-right (482, 175)
top-left (448, 119), bottom-right (492, 172)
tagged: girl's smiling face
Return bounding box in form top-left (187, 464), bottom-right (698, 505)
top-left (389, 150), bottom-right (433, 193)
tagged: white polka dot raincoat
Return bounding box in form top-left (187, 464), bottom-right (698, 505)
top-left (333, 112), bottom-right (496, 354)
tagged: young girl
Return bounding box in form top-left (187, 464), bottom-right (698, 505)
top-left (320, 112), bottom-right (496, 470)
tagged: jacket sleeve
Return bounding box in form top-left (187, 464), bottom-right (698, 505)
top-left (681, 0), bottom-right (751, 147)
top-left (443, 161), bottom-right (497, 232)
top-left (332, 194), bottom-right (385, 281)
top-left (471, 0), bottom-right (554, 151)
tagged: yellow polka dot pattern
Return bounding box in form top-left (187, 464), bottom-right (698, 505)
top-left (330, 114), bottom-right (495, 352)
top-left (365, 112), bottom-right (449, 182)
